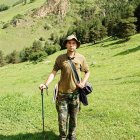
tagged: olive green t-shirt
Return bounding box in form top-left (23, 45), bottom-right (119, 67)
top-left (53, 52), bottom-right (89, 93)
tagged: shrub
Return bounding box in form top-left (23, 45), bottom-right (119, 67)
top-left (2, 23), bottom-right (10, 29)
top-left (30, 0), bottom-right (36, 3)
top-left (12, 0), bottom-right (23, 7)
top-left (29, 51), bottom-right (47, 62)
top-left (0, 50), bottom-right (5, 67)
top-left (11, 14), bottom-right (24, 26)
top-left (0, 4), bottom-right (9, 12)
top-left (39, 37), bottom-right (45, 41)
top-left (19, 48), bottom-right (31, 62)
top-left (112, 18), bottom-right (137, 39)
top-left (44, 43), bottom-right (61, 55)
top-left (44, 23), bottom-right (52, 30)
top-left (5, 50), bottom-right (20, 64)
top-left (20, 40), bottom-right (47, 62)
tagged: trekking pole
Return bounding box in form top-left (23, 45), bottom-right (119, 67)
top-left (41, 89), bottom-right (45, 136)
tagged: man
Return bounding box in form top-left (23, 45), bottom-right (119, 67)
top-left (39, 34), bottom-right (90, 140)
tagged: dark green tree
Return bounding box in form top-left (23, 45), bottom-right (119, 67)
top-left (29, 40), bottom-right (47, 62)
top-left (0, 4), bottom-right (9, 12)
top-left (113, 17), bottom-right (137, 39)
top-left (44, 41), bottom-right (61, 55)
top-left (20, 47), bottom-right (31, 62)
top-left (134, 3), bottom-right (140, 32)
top-left (5, 50), bottom-right (19, 64)
top-left (0, 50), bottom-right (5, 67)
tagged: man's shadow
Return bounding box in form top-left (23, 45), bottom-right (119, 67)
top-left (0, 131), bottom-right (59, 140)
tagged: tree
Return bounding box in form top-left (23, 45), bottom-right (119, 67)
top-left (113, 17), bottom-right (137, 39)
top-left (89, 28), bottom-right (100, 44)
top-left (20, 40), bottom-right (47, 62)
top-left (23, 0), bottom-right (27, 5)
top-left (30, 0), bottom-right (36, 3)
top-left (20, 47), bottom-right (31, 62)
top-left (134, 3), bottom-right (140, 32)
top-left (5, 50), bottom-right (19, 64)
top-left (0, 50), bottom-right (5, 67)
top-left (0, 4), bottom-right (9, 12)
top-left (29, 40), bottom-right (47, 62)
top-left (44, 41), bottom-right (61, 55)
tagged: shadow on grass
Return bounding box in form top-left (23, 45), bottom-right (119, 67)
top-left (0, 131), bottom-right (59, 140)
top-left (114, 45), bottom-right (140, 56)
top-left (102, 38), bottom-right (130, 48)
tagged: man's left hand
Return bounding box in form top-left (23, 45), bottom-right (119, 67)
top-left (76, 82), bottom-right (85, 89)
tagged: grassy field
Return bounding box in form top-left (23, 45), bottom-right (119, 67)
top-left (0, 0), bottom-right (45, 22)
top-left (0, 34), bottom-right (140, 140)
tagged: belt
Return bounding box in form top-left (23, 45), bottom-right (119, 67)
top-left (58, 90), bottom-right (79, 100)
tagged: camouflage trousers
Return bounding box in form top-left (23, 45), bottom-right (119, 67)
top-left (56, 91), bottom-right (80, 140)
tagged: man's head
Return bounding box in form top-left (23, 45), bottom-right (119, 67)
top-left (63, 35), bottom-right (80, 52)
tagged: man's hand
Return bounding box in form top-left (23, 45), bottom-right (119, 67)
top-left (76, 82), bottom-right (85, 89)
top-left (39, 84), bottom-right (46, 90)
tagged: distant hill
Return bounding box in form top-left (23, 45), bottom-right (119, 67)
top-left (0, 0), bottom-right (75, 54)
top-left (0, 0), bottom-right (139, 55)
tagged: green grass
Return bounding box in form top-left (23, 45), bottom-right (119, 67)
top-left (0, 34), bottom-right (140, 140)
top-left (0, 0), bottom-right (45, 22)
top-left (0, 8), bottom-right (76, 55)
top-left (0, 15), bottom-right (74, 54)
top-left (0, 0), bottom-right (19, 6)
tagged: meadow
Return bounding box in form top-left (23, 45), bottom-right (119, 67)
top-left (0, 34), bottom-right (140, 140)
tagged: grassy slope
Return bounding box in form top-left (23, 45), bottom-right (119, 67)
top-left (0, 0), bottom-right (45, 22)
top-left (0, 0), bottom-right (19, 6)
top-left (0, 0), bottom-right (96, 55)
top-left (0, 0), bottom-right (46, 55)
top-left (0, 34), bottom-right (140, 140)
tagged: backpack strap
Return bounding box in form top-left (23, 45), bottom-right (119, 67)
top-left (68, 59), bottom-right (80, 84)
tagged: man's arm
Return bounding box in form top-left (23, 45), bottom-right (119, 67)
top-left (39, 70), bottom-right (57, 90)
top-left (77, 71), bottom-right (90, 89)
top-left (45, 70), bottom-right (57, 87)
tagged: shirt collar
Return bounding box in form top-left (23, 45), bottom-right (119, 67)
top-left (66, 52), bottom-right (77, 60)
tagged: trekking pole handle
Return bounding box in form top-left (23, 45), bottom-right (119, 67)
top-left (41, 89), bottom-right (43, 95)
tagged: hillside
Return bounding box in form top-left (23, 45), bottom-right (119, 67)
top-left (0, 0), bottom-right (74, 54)
top-left (0, 0), bottom-right (97, 55)
top-left (0, 0), bottom-right (139, 57)
top-left (0, 34), bottom-right (140, 140)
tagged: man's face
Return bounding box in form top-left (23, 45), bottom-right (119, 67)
top-left (66, 39), bottom-right (77, 52)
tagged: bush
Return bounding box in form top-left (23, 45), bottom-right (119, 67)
top-left (0, 50), bottom-right (5, 67)
top-left (29, 51), bottom-right (47, 62)
top-left (5, 50), bottom-right (20, 64)
top-left (0, 4), bottom-right (9, 12)
top-left (30, 0), bottom-right (36, 3)
top-left (2, 23), bottom-right (10, 29)
top-left (39, 37), bottom-right (45, 41)
top-left (113, 18), bottom-right (137, 39)
top-left (11, 14), bottom-right (24, 26)
top-left (12, 0), bottom-right (23, 7)
top-left (44, 43), bottom-right (61, 55)
top-left (134, 3), bottom-right (140, 32)
top-left (44, 23), bottom-right (52, 30)
top-left (12, 14), bottom-right (24, 20)
top-left (20, 40), bottom-right (47, 62)
top-left (19, 48), bottom-right (31, 62)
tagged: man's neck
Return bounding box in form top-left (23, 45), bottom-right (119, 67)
top-left (67, 51), bottom-right (76, 58)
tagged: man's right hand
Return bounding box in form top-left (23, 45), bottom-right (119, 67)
top-left (39, 84), bottom-right (46, 90)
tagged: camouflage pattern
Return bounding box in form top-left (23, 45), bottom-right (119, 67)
top-left (56, 91), bottom-right (79, 140)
